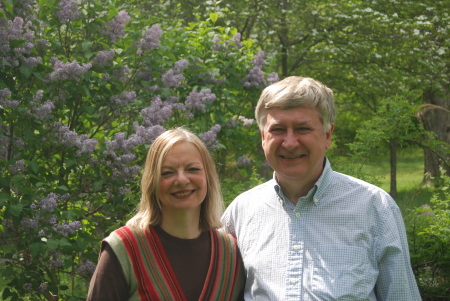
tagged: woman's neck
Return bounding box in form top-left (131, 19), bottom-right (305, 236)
top-left (160, 209), bottom-right (202, 239)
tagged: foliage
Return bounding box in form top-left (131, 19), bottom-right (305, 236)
top-left (348, 93), bottom-right (450, 181)
top-left (407, 175), bottom-right (450, 299)
top-left (0, 0), bottom-right (276, 299)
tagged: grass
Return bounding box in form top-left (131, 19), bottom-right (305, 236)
top-left (360, 147), bottom-right (434, 215)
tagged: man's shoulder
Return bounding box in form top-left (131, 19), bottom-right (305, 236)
top-left (330, 170), bottom-right (396, 207)
top-left (234, 179), bottom-right (275, 199)
top-left (225, 179), bottom-right (276, 211)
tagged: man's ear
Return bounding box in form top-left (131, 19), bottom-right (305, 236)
top-left (260, 129), bottom-right (265, 147)
top-left (325, 123), bottom-right (334, 150)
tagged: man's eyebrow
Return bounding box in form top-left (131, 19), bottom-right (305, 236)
top-left (268, 120), bottom-right (312, 126)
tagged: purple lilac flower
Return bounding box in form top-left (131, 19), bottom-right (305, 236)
top-left (54, 220), bottom-right (81, 237)
top-left (267, 72), bottom-right (279, 84)
top-left (50, 122), bottom-right (98, 156)
top-left (77, 260), bottom-right (96, 278)
top-left (1, 16), bottom-right (41, 68)
top-left (33, 90), bottom-right (44, 101)
top-left (112, 66), bottom-right (130, 82)
top-left (48, 57), bottom-right (92, 82)
top-left (226, 119), bottom-right (238, 127)
top-left (21, 217), bottom-right (39, 229)
top-left (101, 10), bottom-right (130, 43)
top-left (119, 187), bottom-right (131, 196)
top-left (21, 56), bottom-right (42, 67)
top-left (185, 89), bottom-right (216, 113)
top-left (243, 50), bottom-right (267, 88)
top-left (211, 35), bottom-right (222, 51)
top-left (49, 252), bottom-right (64, 270)
top-left (8, 160), bottom-right (26, 174)
top-left (237, 155), bottom-right (252, 167)
top-left (174, 59), bottom-right (189, 72)
top-left (199, 124), bottom-right (221, 150)
top-left (7, 17), bottom-right (25, 40)
top-left (162, 59), bottom-right (189, 88)
top-left (132, 123), bottom-right (165, 145)
top-left (140, 96), bottom-right (172, 127)
top-left (110, 91), bottom-right (136, 106)
top-left (199, 71), bottom-right (225, 84)
top-left (23, 282), bottom-right (33, 292)
top-left (103, 124), bottom-right (164, 181)
top-left (92, 50), bottom-right (115, 66)
top-left (77, 135), bottom-right (98, 156)
top-left (225, 33), bottom-right (243, 50)
top-left (0, 88), bottom-right (19, 109)
top-left (49, 215), bottom-right (58, 225)
top-left (238, 116), bottom-right (254, 126)
top-left (56, 0), bottom-right (81, 24)
top-left (37, 283), bottom-right (47, 294)
top-left (36, 193), bottom-right (59, 212)
top-left (31, 101), bottom-right (55, 120)
top-left (12, 0), bottom-right (35, 18)
top-left (137, 24), bottom-right (163, 55)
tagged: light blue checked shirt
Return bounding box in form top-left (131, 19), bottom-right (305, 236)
top-left (222, 159), bottom-right (421, 300)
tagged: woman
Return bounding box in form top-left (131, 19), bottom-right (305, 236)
top-left (87, 128), bottom-right (245, 300)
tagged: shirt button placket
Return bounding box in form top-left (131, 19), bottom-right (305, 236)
top-left (286, 209), bottom-right (304, 300)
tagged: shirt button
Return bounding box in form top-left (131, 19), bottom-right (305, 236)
top-left (289, 278), bottom-right (297, 284)
top-left (293, 245), bottom-right (300, 250)
top-left (295, 212), bottom-right (301, 217)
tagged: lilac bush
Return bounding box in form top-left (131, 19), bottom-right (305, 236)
top-left (0, 1), bottom-right (276, 299)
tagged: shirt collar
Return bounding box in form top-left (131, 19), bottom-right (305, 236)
top-left (273, 157), bottom-right (332, 206)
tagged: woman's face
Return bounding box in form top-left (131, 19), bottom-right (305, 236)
top-left (158, 141), bottom-right (207, 214)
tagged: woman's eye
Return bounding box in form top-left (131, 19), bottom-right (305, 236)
top-left (188, 167), bottom-right (201, 172)
top-left (161, 171), bottom-right (173, 177)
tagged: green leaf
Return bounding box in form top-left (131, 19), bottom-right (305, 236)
top-left (30, 160), bottom-right (39, 173)
top-left (19, 65), bottom-right (32, 78)
top-left (210, 13), bottom-right (219, 23)
top-left (93, 180), bottom-right (105, 192)
top-left (82, 41), bottom-right (93, 51)
top-left (47, 239), bottom-right (59, 250)
top-left (29, 242), bottom-right (46, 256)
top-left (57, 185), bottom-right (69, 192)
top-left (8, 203), bottom-right (23, 217)
top-left (0, 193), bottom-right (10, 206)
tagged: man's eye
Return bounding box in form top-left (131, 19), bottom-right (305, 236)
top-left (297, 127), bottom-right (312, 133)
top-left (270, 128), bottom-right (284, 133)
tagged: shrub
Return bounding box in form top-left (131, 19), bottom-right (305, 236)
top-left (0, 1), bottom-right (276, 299)
top-left (407, 175), bottom-right (450, 300)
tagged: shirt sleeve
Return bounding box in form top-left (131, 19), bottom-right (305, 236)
top-left (86, 242), bottom-right (128, 301)
top-left (375, 200), bottom-right (422, 300)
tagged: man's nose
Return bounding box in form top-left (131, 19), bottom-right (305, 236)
top-left (282, 131), bottom-right (299, 150)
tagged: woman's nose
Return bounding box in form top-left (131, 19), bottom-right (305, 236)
top-left (174, 171), bottom-right (189, 186)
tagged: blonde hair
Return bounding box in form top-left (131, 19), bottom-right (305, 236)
top-left (126, 128), bottom-right (224, 230)
top-left (255, 76), bottom-right (336, 133)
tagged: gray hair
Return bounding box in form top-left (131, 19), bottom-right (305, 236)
top-left (255, 76), bottom-right (336, 132)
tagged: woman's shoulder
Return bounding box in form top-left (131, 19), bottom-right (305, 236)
top-left (211, 229), bottom-right (238, 246)
top-left (105, 225), bottom-right (149, 246)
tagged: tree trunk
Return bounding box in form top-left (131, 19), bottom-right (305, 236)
top-left (421, 90), bottom-right (450, 185)
top-left (390, 139), bottom-right (398, 198)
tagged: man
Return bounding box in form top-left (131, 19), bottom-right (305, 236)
top-left (221, 76), bottom-right (421, 300)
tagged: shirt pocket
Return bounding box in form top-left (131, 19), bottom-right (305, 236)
top-left (307, 246), bottom-right (377, 300)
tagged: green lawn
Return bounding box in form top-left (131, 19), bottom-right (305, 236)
top-left (361, 147), bottom-right (434, 214)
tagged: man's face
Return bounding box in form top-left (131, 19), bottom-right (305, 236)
top-left (261, 106), bottom-right (333, 187)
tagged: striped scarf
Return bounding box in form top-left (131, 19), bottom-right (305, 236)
top-left (106, 225), bottom-right (245, 301)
